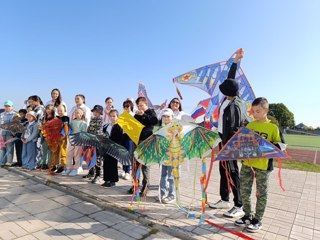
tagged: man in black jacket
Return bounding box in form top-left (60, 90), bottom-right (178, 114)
top-left (127, 96), bottom-right (158, 196)
top-left (208, 49), bottom-right (245, 218)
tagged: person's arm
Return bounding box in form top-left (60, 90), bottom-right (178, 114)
top-left (227, 48), bottom-right (244, 79)
top-left (25, 123), bottom-right (39, 143)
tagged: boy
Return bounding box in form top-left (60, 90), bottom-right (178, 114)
top-left (12, 109), bottom-right (28, 167)
top-left (84, 105), bottom-right (104, 183)
top-left (159, 108), bottom-right (176, 203)
top-left (0, 100), bottom-right (18, 167)
top-left (209, 49), bottom-right (244, 218)
top-left (127, 97), bottom-right (158, 196)
top-left (234, 97), bottom-right (283, 232)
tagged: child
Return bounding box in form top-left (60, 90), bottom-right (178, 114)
top-left (83, 105), bottom-right (104, 182)
top-left (0, 100), bottom-right (18, 167)
top-left (127, 96), bottom-right (158, 196)
top-left (69, 94), bottom-right (91, 128)
top-left (51, 105), bottom-right (69, 173)
top-left (101, 109), bottom-right (123, 187)
top-left (21, 111), bottom-right (39, 170)
top-left (63, 108), bottom-right (87, 176)
top-left (103, 97), bottom-right (114, 125)
top-left (235, 97), bottom-right (283, 232)
top-left (120, 99), bottom-right (135, 180)
top-left (159, 108), bottom-right (176, 203)
top-left (209, 49), bottom-right (245, 218)
top-left (12, 109), bottom-right (28, 167)
top-left (38, 104), bottom-right (55, 170)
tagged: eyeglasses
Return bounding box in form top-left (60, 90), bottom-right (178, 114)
top-left (171, 101), bottom-right (180, 104)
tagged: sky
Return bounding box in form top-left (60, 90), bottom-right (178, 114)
top-left (0, 0), bottom-right (319, 127)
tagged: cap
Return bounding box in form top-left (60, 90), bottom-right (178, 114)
top-left (91, 105), bottom-right (103, 115)
top-left (162, 108), bottom-right (174, 117)
top-left (4, 100), bottom-right (13, 107)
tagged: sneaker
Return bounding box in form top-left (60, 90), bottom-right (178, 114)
top-left (50, 166), bottom-right (57, 172)
top-left (124, 173), bottom-right (131, 180)
top-left (69, 169), bottom-right (78, 176)
top-left (77, 166), bottom-right (84, 173)
top-left (162, 196), bottom-right (175, 204)
top-left (223, 206), bottom-right (244, 218)
top-left (56, 166), bottom-right (65, 174)
top-left (83, 174), bottom-right (94, 179)
top-left (105, 182), bottom-right (116, 187)
top-left (62, 169), bottom-right (71, 175)
top-left (208, 200), bottom-right (231, 209)
top-left (120, 172), bottom-right (126, 179)
top-left (235, 215), bottom-right (253, 227)
top-left (246, 218), bottom-right (262, 233)
top-left (127, 186), bottom-right (134, 194)
top-left (91, 176), bottom-right (102, 184)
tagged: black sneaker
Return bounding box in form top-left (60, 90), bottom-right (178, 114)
top-left (91, 176), bottom-right (101, 184)
top-left (56, 166), bottom-right (65, 174)
top-left (50, 166), bottom-right (57, 172)
top-left (246, 218), bottom-right (262, 232)
top-left (235, 215), bottom-right (253, 227)
top-left (105, 182), bottom-right (115, 187)
top-left (83, 174), bottom-right (94, 179)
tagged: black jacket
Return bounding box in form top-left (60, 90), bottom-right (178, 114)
top-left (134, 109), bottom-right (158, 142)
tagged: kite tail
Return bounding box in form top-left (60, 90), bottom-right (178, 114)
top-left (204, 149), bottom-right (215, 203)
top-left (173, 81), bottom-right (183, 100)
top-left (221, 161), bottom-right (236, 193)
top-left (199, 157), bottom-right (207, 224)
top-left (205, 219), bottom-right (255, 240)
top-left (129, 158), bottom-right (141, 213)
top-left (0, 138), bottom-right (18, 164)
top-left (277, 158), bottom-right (285, 191)
top-left (248, 162), bottom-right (258, 197)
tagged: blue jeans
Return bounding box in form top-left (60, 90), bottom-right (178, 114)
top-left (22, 141), bottom-right (37, 170)
top-left (160, 165), bottom-right (175, 198)
top-left (0, 135), bottom-right (15, 166)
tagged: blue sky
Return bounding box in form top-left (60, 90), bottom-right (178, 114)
top-left (0, 0), bottom-right (319, 127)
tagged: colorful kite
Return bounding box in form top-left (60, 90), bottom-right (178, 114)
top-left (0, 116), bottom-right (26, 135)
top-left (134, 119), bottom-right (220, 222)
top-left (68, 132), bottom-right (131, 166)
top-left (40, 118), bottom-right (64, 153)
top-left (173, 49), bottom-right (255, 127)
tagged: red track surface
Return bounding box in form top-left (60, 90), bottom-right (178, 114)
top-left (287, 148), bottom-right (319, 164)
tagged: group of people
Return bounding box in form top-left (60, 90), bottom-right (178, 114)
top-left (0, 49), bottom-right (285, 234)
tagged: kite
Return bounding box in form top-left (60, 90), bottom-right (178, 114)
top-left (134, 119), bottom-right (220, 222)
top-left (216, 127), bottom-right (289, 191)
top-left (40, 118), bottom-right (64, 153)
top-left (173, 49), bottom-right (255, 127)
top-left (0, 116), bottom-right (26, 135)
top-left (138, 82), bottom-right (155, 109)
top-left (68, 132), bottom-right (131, 166)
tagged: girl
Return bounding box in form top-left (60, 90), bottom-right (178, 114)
top-left (69, 94), bottom-right (91, 127)
top-left (46, 88), bottom-right (67, 116)
top-left (21, 111), bottom-right (39, 170)
top-left (51, 105), bottom-right (69, 173)
top-left (63, 108), bottom-right (87, 176)
top-left (120, 99), bottom-right (135, 180)
top-left (103, 97), bottom-right (114, 125)
top-left (102, 109), bottom-right (123, 187)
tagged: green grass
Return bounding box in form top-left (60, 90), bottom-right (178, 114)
top-left (274, 159), bottom-right (320, 173)
top-left (283, 134), bottom-right (320, 150)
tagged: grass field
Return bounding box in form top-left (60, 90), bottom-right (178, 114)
top-left (274, 159), bottom-right (320, 173)
top-left (283, 134), bottom-right (320, 150)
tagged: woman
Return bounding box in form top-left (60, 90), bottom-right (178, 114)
top-left (158, 97), bottom-right (194, 122)
top-left (46, 88), bottom-right (67, 116)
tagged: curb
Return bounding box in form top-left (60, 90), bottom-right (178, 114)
top-left (7, 167), bottom-right (197, 240)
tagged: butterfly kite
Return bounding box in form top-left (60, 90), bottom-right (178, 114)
top-left (134, 119), bottom-right (220, 222)
top-left (173, 49), bottom-right (255, 127)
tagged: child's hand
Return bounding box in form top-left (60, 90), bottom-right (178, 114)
top-left (234, 48), bottom-right (244, 63)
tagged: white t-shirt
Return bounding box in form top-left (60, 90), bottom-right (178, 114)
top-left (217, 99), bottom-right (230, 134)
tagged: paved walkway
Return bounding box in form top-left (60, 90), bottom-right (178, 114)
top-left (2, 162), bottom-right (320, 240)
top-left (0, 168), bottom-right (179, 240)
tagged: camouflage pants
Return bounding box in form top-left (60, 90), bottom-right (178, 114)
top-left (240, 164), bottom-right (270, 221)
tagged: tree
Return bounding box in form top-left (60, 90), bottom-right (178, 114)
top-left (269, 103), bottom-right (295, 129)
top-left (267, 115), bottom-right (279, 127)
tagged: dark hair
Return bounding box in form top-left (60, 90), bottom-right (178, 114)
top-left (168, 97), bottom-right (182, 111)
top-left (109, 109), bottom-right (119, 117)
top-left (28, 95), bottom-right (44, 106)
top-left (136, 96), bottom-right (148, 105)
top-left (75, 94), bottom-right (86, 104)
top-left (18, 109), bottom-right (27, 115)
top-left (252, 97), bottom-right (269, 109)
top-left (123, 100), bottom-right (134, 112)
top-left (105, 97), bottom-right (113, 103)
top-left (44, 104), bottom-right (55, 121)
top-left (51, 88), bottom-right (62, 107)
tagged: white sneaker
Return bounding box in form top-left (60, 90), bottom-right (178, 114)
top-left (223, 206), bottom-right (244, 218)
top-left (120, 172), bottom-right (126, 179)
top-left (208, 200), bottom-right (231, 209)
top-left (124, 173), bottom-right (131, 180)
top-left (62, 169), bottom-right (71, 175)
top-left (77, 167), bottom-right (84, 173)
